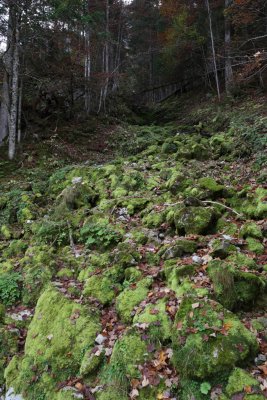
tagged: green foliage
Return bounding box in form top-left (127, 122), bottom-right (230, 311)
top-left (229, 114), bottom-right (267, 155)
top-left (33, 220), bottom-right (69, 246)
top-left (80, 222), bottom-right (122, 249)
top-left (0, 273), bottom-right (21, 306)
top-left (200, 382), bottom-right (211, 395)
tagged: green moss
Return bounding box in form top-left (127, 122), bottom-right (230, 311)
top-left (109, 333), bottom-right (148, 378)
top-left (56, 268), bottom-right (74, 279)
top-left (5, 286), bottom-right (100, 399)
top-left (57, 182), bottom-right (98, 210)
top-left (128, 229), bottom-right (148, 245)
top-left (172, 297), bottom-right (258, 379)
top-left (97, 385), bottom-right (128, 400)
top-left (133, 298), bottom-right (172, 341)
top-left (166, 261), bottom-right (196, 278)
top-left (226, 368), bottom-right (260, 397)
top-left (174, 206), bottom-right (217, 235)
top-left (1, 225), bottom-right (11, 240)
top-left (240, 222), bottom-right (263, 239)
top-left (226, 252), bottom-right (256, 270)
top-left (124, 267), bottom-right (142, 281)
top-left (162, 141), bottom-right (178, 154)
top-left (207, 260), bottom-right (266, 310)
top-left (246, 238), bottom-right (264, 255)
top-left (210, 238), bottom-right (237, 259)
top-left (142, 210), bottom-right (166, 228)
top-left (216, 218), bottom-right (238, 235)
top-left (3, 240), bottom-right (27, 258)
top-left (80, 348), bottom-right (104, 377)
top-left (116, 278), bottom-right (152, 323)
top-left (83, 275), bottom-right (119, 305)
top-left (162, 239), bottom-right (197, 260)
top-left (198, 177), bottom-right (224, 195)
top-left (20, 245), bottom-right (56, 306)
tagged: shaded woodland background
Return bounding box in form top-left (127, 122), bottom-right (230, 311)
top-left (0, 0), bottom-right (267, 159)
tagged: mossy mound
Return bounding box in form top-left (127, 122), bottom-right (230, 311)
top-left (5, 286), bottom-right (100, 399)
top-left (225, 368), bottom-right (264, 398)
top-left (133, 298), bottom-right (173, 341)
top-left (207, 260), bottom-right (266, 310)
top-left (116, 278), bottom-right (152, 323)
top-left (172, 297), bottom-right (258, 379)
top-left (174, 206), bottom-right (218, 235)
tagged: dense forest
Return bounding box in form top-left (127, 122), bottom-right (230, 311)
top-left (0, 1), bottom-right (267, 400)
top-left (0, 0), bottom-right (267, 158)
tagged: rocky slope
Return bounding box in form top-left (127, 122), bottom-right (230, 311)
top-left (0, 96), bottom-right (267, 400)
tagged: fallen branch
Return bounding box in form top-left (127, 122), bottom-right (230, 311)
top-left (202, 201), bottom-right (243, 217)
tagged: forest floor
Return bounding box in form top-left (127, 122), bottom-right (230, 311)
top-left (0, 91), bottom-right (267, 400)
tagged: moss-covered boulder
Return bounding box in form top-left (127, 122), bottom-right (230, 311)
top-left (174, 206), bottom-right (218, 235)
top-left (57, 181), bottom-right (98, 210)
top-left (133, 298), bottom-right (172, 341)
top-left (96, 332), bottom-right (150, 400)
top-left (164, 260), bottom-right (196, 291)
top-left (240, 222), bottom-right (263, 239)
top-left (210, 238), bottom-right (237, 259)
top-left (225, 368), bottom-right (264, 398)
top-left (207, 260), bottom-right (266, 310)
top-left (20, 245), bottom-right (56, 305)
top-left (172, 297), bottom-right (258, 379)
top-left (198, 177), bottom-right (225, 198)
top-left (116, 278), bottom-right (152, 323)
top-left (83, 274), bottom-right (121, 305)
top-left (142, 209), bottom-right (167, 228)
top-left (246, 237), bottom-right (264, 255)
top-left (226, 252), bottom-right (257, 270)
top-left (162, 239), bottom-right (197, 260)
top-left (4, 286), bottom-right (100, 399)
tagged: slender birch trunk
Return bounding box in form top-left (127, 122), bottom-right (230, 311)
top-left (98, 0), bottom-right (110, 113)
top-left (84, 27), bottom-right (91, 114)
top-left (225, 0), bottom-right (233, 93)
top-left (8, 7), bottom-right (21, 160)
top-left (206, 0), bottom-right (221, 101)
top-left (0, 7), bottom-right (13, 145)
top-left (17, 79), bottom-right (23, 144)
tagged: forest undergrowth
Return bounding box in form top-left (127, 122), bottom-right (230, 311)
top-left (0, 92), bottom-right (266, 400)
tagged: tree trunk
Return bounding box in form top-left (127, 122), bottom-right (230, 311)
top-left (0, 72), bottom-right (10, 145)
top-left (206, 0), bottom-right (221, 101)
top-left (84, 28), bottom-right (91, 114)
top-left (8, 7), bottom-right (21, 160)
top-left (98, 0), bottom-right (110, 113)
top-left (17, 79), bottom-right (23, 144)
top-left (0, 7), bottom-right (13, 145)
top-left (225, 0), bottom-right (233, 93)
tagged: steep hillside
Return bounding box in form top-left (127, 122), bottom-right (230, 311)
top-left (0, 95), bottom-right (267, 400)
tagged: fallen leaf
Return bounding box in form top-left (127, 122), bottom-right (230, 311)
top-left (130, 389), bottom-right (139, 398)
top-left (142, 376), bottom-right (150, 387)
top-left (259, 365), bottom-right (267, 375)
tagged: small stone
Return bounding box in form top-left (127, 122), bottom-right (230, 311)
top-left (255, 354), bottom-right (266, 365)
top-left (192, 255), bottom-right (203, 265)
top-left (72, 177), bottom-right (83, 184)
top-left (222, 235), bottom-right (233, 241)
top-left (95, 334), bottom-right (107, 345)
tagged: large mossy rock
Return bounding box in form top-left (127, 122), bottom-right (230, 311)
top-left (133, 298), bottom-right (173, 341)
top-left (225, 368), bottom-right (264, 398)
top-left (4, 286), bottom-right (101, 399)
top-left (174, 206), bottom-right (218, 235)
top-left (172, 297), bottom-right (258, 379)
top-left (97, 333), bottom-right (149, 400)
top-left (116, 278), bottom-right (152, 323)
top-left (207, 260), bottom-right (266, 310)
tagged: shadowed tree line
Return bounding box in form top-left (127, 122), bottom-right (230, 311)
top-left (0, 0), bottom-right (267, 159)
